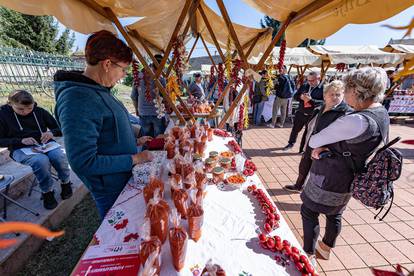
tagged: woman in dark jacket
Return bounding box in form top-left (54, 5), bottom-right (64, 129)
top-left (301, 67), bottom-right (390, 265)
top-left (54, 30), bottom-right (152, 219)
top-left (284, 80), bottom-right (353, 193)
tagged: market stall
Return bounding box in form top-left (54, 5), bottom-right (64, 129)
top-left (71, 124), bottom-right (315, 275)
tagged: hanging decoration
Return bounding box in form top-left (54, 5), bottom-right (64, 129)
top-left (277, 39), bottom-right (287, 72)
top-left (153, 88), bottom-right (166, 119)
top-left (172, 35), bottom-right (189, 85)
top-left (265, 74), bottom-right (273, 97)
top-left (132, 60), bottom-right (141, 89)
top-left (143, 70), bottom-right (153, 102)
top-left (209, 65), bottom-right (215, 88)
top-left (225, 36), bottom-right (232, 80)
top-left (217, 63), bottom-right (225, 96)
top-left (243, 94), bottom-right (249, 129)
top-left (231, 59), bottom-right (243, 90)
top-left (238, 103), bottom-right (244, 130)
top-left (335, 63), bottom-right (346, 72)
top-left (166, 75), bottom-right (182, 103)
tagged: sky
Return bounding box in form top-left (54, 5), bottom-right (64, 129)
top-left (69, 0), bottom-right (414, 56)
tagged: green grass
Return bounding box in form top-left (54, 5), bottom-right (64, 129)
top-left (17, 194), bottom-right (100, 276)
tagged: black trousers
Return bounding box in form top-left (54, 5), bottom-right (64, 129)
top-left (288, 111), bottom-right (311, 151)
top-left (295, 146), bottom-right (312, 189)
top-left (301, 204), bottom-right (342, 255)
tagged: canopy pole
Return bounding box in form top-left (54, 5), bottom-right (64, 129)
top-left (187, 34), bottom-right (200, 62)
top-left (89, 6), bottom-right (187, 124)
top-left (200, 34), bottom-right (218, 70)
top-left (130, 30), bottom-right (195, 122)
top-left (211, 80), bottom-right (234, 113)
top-left (321, 60), bottom-right (331, 81)
top-left (244, 31), bottom-right (265, 60)
top-left (198, 4), bottom-right (226, 63)
top-left (288, 65), bottom-right (293, 74)
top-left (218, 13), bottom-right (295, 129)
top-left (206, 80), bottom-right (218, 101)
top-left (165, 0), bottom-right (201, 78)
top-left (215, 0), bottom-right (248, 66)
top-left (154, 0), bottom-right (193, 78)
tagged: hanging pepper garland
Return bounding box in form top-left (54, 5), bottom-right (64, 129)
top-left (225, 36), bottom-right (232, 80)
top-left (243, 94), bottom-right (249, 129)
top-left (231, 59), bottom-right (243, 90)
top-left (132, 60), bottom-right (140, 89)
top-left (265, 75), bottom-right (273, 97)
top-left (132, 61), bottom-right (152, 102)
top-left (217, 63), bottom-right (225, 97)
top-left (277, 39), bottom-right (287, 71)
top-left (335, 63), bottom-right (346, 72)
top-left (172, 35), bottom-right (189, 85)
top-left (238, 103), bottom-right (244, 130)
top-left (209, 65), bottom-right (215, 88)
top-left (166, 75), bottom-right (182, 103)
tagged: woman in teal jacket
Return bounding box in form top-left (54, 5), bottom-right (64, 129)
top-left (54, 31), bottom-right (152, 219)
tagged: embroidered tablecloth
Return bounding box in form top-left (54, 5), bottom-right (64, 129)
top-left (77, 135), bottom-right (307, 276)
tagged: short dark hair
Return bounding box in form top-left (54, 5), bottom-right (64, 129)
top-left (8, 90), bottom-right (34, 105)
top-left (85, 30), bottom-right (133, 65)
top-left (194, 73), bottom-right (201, 78)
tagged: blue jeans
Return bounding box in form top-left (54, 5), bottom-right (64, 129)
top-left (12, 147), bottom-right (71, 193)
top-left (253, 102), bottom-right (265, 125)
top-left (92, 185), bottom-right (125, 220)
top-left (140, 116), bottom-right (166, 137)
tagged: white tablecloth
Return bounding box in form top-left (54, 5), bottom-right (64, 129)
top-left (81, 135), bottom-right (306, 276)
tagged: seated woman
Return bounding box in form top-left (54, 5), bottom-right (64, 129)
top-left (0, 90), bottom-right (72, 210)
top-left (300, 67), bottom-right (390, 265)
top-left (54, 30), bottom-right (153, 219)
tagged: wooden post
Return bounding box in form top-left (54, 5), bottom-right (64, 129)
top-left (218, 13), bottom-right (296, 129)
top-left (321, 61), bottom-right (331, 81)
top-left (101, 7), bottom-right (187, 124)
top-left (130, 30), bottom-right (195, 122)
top-left (288, 64), bottom-right (293, 74)
top-left (165, 0), bottom-right (201, 78)
top-left (198, 4), bottom-right (226, 63)
top-left (187, 34), bottom-right (200, 62)
top-left (216, 0), bottom-right (248, 66)
top-left (206, 80), bottom-right (218, 100)
top-left (244, 32), bottom-right (264, 60)
top-left (218, 81), bottom-right (249, 128)
top-left (211, 80), bottom-right (234, 113)
top-left (200, 34), bottom-right (218, 70)
top-left (154, 0), bottom-right (193, 78)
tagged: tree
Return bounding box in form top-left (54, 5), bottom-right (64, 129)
top-left (260, 15), bottom-right (326, 47)
top-left (0, 7), bottom-right (75, 55)
top-left (55, 28), bottom-right (75, 55)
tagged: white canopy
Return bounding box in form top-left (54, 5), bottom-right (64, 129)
top-left (309, 45), bottom-right (405, 65)
top-left (249, 47), bottom-right (322, 66)
top-left (383, 44), bottom-right (414, 60)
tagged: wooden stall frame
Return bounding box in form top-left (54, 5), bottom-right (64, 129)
top-left (80, 0), bottom-right (188, 124)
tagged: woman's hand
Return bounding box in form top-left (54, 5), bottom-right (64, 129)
top-left (137, 136), bottom-right (153, 146)
top-left (41, 131), bottom-right (54, 144)
top-left (21, 137), bottom-right (38, 146)
top-left (311, 147), bottom-right (329, 160)
top-left (132, 150), bottom-right (153, 165)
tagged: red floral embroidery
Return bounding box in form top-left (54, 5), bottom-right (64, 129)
top-left (114, 219), bottom-right (129, 230)
top-left (123, 233), bottom-right (139, 242)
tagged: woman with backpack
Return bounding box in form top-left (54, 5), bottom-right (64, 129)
top-left (300, 67), bottom-right (390, 265)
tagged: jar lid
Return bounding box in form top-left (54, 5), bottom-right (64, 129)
top-left (213, 167), bottom-right (224, 174)
top-left (205, 158), bottom-right (215, 164)
top-left (193, 154), bottom-right (202, 161)
top-left (220, 157), bottom-right (231, 164)
top-left (209, 151), bottom-right (219, 157)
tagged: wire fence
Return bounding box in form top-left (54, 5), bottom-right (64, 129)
top-left (0, 46), bottom-right (85, 97)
